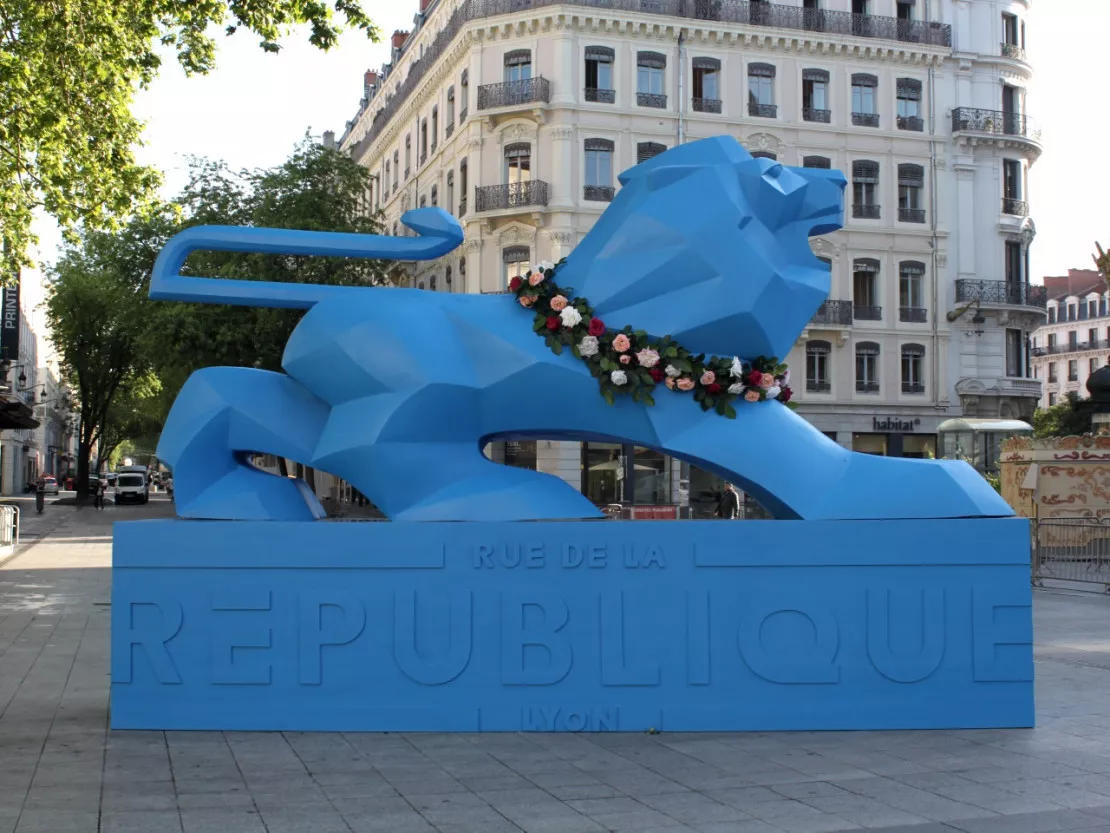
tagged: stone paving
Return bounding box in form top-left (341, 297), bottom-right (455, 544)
top-left (4, 503), bottom-right (1110, 833)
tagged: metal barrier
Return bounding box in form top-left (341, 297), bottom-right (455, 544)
top-left (0, 505), bottom-right (19, 550)
top-left (1032, 518), bottom-right (1110, 592)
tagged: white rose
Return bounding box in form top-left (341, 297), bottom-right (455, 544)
top-left (766, 385), bottom-right (781, 400)
top-left (610, 370), bottom-right (628, 386)
top-left (534, 260), bottom-right (554, 273)
top-left (728, 382), bottom-right (745, 395)
top-left (560, 306), bottom-right (583, 328)
top-left (730, 357), bottom-right (745, 379)
top-left (578, 335), bottom-right (599, 357)
top-left (665, 364), bottom-right (682, 378)
top-left (782, 369), bottom-right (790, 386)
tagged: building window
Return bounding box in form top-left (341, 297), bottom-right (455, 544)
top-left (392, 151), bottom-right (399, 188)
top-left (386, 159), bottom-right (392, 190)
top-left (637, 141), bottom-right (666, 164)
top-left (1049, 392), bottom-right (1057, 406)
top-left (1047, 333), bottom-right (1057, 349)
top-left (419, 195), bottom-right (426, 208)
top-left (459, 256), bottom-right (466, 285)
top-left (429, 273), bottom-right (437, 292)
top-left (504, 49), bottom-right (532, 82)
top-left (692, 57), bottom-right (722, 113)
top-left (637, 51), bottom-right (667, 107)
top-left (899, 261), bottom-right (926, 322)
top-left (445, 265), bottom-right (452, 289)
top-left (856, 341), bottom-right (880, 392)
top-left (901, 343), bottom-right (925, 393)
top-left (446, 86), bottom-right (456, 127)
top-left (751, 151), bottom-right (777, 160)
top-left (1068, 359), bottom-right (1079, 382)
top-left (459, 159), bottom-right (468, 215)
top-left (446, 170), bottom-right (455, 215)
top-left (748, 63), bottom-right (776, 118)
top-left (504, 142), bottom-right (531, 185)
top-left (460, 70), bottom-right (469, 121)
top-left (1003, 158), bottom-right (1023, 214)
top-left (1005, 240), bottom-right (1024, 289)
top-left (392, 220), bottom-right (398, 236)
top-left (852, 160), bottom-right (880, 219)
top-left (851, 73), bottom-right (879, 127)
top-left (898, 164), bottom-right (925, 223)
top-left (806, 340), bottom-right (831, 393)
top-left (1069, 331), bottom-right (1078, 349)
top-left (431, 106), bottom-right (438, 152)
top-left (803, 155), bottom-right (831, 169)
top-left (1007, 329), bottom-right (1025, 378)
top-left (404, 136), bottom-right (411, 178)
top-left (1002, 12), bottom-right (1020, 47)
top-left (802, 68), bottom-right (830, 122)
top-left (1090, 328), bottom-right (1099, 346)
top-left (853, 258), bottom-right (881, 320)
top-left (584, 138), bottom-right (615, 201)
top-left (419, 119), bottom-right (428, 164)
top-left (1091, 358), bottom-right (1099, 376)
top-left (897, 79), bottom-right (923, 131)
top-left (1048, 362), bottom-right (1057, 382)
top-left (430, 185), bottom-right (438, 207)
top-left (585, 46), bottom-right (615, 103)
top-left (504, 245), bottom-right (531, 287)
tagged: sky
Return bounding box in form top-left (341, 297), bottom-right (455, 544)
top-left (28, 0), bottom-right (1109, 292)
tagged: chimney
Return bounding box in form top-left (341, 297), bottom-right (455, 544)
top-left (322, 131), bottom-right (336, 150)
top-left (420, 0), bottom-right (433, 11)
top-left (391, 30), bottom-right (409, 50)
top-left (363, 70), bottom-right (378, 89)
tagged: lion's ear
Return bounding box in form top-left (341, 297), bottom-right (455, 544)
top-left (639, 165), bottom-right (702, 192)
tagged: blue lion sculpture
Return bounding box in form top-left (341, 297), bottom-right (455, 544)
top-left (152, 136), bottom-right (1012, 522)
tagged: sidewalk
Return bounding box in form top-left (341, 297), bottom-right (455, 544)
top-left (5, 508), bottom-right (1110, 833)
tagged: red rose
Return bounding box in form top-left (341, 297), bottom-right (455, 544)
top-left (707, 383), bottom-right (721, 394)
top-left (747, 369), bottom-right (763, 387)
top-left (649, 367), bottom-right (664, 382)
top-left (588, 318), bottom-right (606, 337)
top-left (508, 276), bottom-right (523, 292)
top-left (545, 316), bottom-right (560, 331)
top-left (779, 386), bottom-right (793, 403)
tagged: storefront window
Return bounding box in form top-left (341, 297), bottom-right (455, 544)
top-left (688, 464), bottom-right (725, 519)
top-left (633, 447), bottom-right (671, 504)
top-left (902, 435), bottom-right (936, 459)
top-left (852, 433), bottom-right (888, 455)
top-left (503, 440), bottom-right (536, 469)
top-left (583, 442), bottom-right (622, 506)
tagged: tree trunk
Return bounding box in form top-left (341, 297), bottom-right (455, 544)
top-left (76, 436), bottom-right (91, 504)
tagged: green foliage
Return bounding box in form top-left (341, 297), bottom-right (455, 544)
top-left (0, 0), bottom-right (378, 275)
top-left (1095, 242), bottom-right (1110, 289)
top-left (1033, 392), bottom-right (1093, 438)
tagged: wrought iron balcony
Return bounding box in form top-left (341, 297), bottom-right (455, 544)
top-left (476, 77), bottom-right (551, 110)
top-left (810, 300), bottom-right (853, 326)
top-left (900, 307), bottom-right (928, 323)
top-left (585, 88), bottom-right (616, 103)
top-left (897, 115), bottom-right (924, 131)
top-left (584, 185), bottom-right (615, 202)
top-left (1002, 197), bottom-right (1029, 216)
top-left (1001, 42), bottom-right (1027, 61)
top-left (852, 112), bottom-right (880, 127)
top-left (902, 382), bottom-right (926, 394)
top-left (637, 92), bottom-right (667, 108)
top-left (803, 107), bottom-right (831, 123)
top-left (856, 380), bottom-right (880, 393)
top-left (748, 102), bottom-right (777, 118)
top-left (806, 380), bottom-right (831, 393)
top-left (954, 279), bottom-right (1048, 309)
top-left (854, 305), bottom-right (882, 321)
top-left (853, 204), bottom-right (881, 220)
top-left (693, 98), bottom-right (722, 113)
top-left (951, 108), bottom-right (1040, 142)
top-left (474, 180), bottom-right (550, 212)
top-left (899, 208), bottom-right (926, 223)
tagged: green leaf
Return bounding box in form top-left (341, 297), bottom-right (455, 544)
top-left (603, 389), bottom-right (615, 406)
top-left (705, 397), bottom-right (716, 409)
top-left (644, 394), bottom-right (656, 406)
top-left (724, 404), bottom-right (737, 419)
top-left (571, 344), bottom-right (581, 359)
top-left (665, 346), bottom-right (679, 358)
top-left (552, 341), bottom-right (563, 355)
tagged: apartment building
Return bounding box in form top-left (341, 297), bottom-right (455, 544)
top-left (336, 0), bottom-right (1042, 509)
top-left (1032, 269), bottom-right (1109, 408)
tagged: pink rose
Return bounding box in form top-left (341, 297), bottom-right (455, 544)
top-left (528, 271), bottom-right (544, 286)
top-left (745, 389), bottom-right (761, 402)
top-left (612, 334), bottom-right (631, 353)
top-left (759, 373), bottom-right (775, 390)
top-left (700, 371), bottom-right (716, 386)
top-left (620, 354), bottom-right (631, 364)
top-left (665, 377), bottom-right (676, 390)
top-left (549, 295), bottom-right (568, 312)
top-left (635, 349), bottom-right (660, 368)
top-left (676, 378), bottom-right (695, 391)
top-left (519, 296), bottom-right (535, 307)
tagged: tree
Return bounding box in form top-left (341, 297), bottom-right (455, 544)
top-left (44, 210), bottom-right (175, 500)
top-left (0, 0), bottom-right (378, 275)
top-left (1095, 242), bottom-right (1110, 286)
top-left (97, 371), bottom-right (164, 474)
top-left (1033, 392), bottom-right (1093, 438)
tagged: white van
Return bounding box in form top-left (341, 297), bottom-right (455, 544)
top-left (116, 466), bottom-right (149, 505)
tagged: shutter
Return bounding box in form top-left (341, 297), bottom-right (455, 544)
top-left (748, 62), bottom-right (776, 78)
top-left (503, 245), bottom-right (530, 263)
top-left (637, 142), bottom-right (666, 163)
top-left (852, 161), bottom-right (878, 182)
top-left (897, 78), bottom-right (922, 100)
top-left (854, 258), bottom-right (880, 273)
top-left (856, 341), bottom-right (881, 356)
top-left (585, 46), bottom-right (615, 61)
top-left (802, 68), bottom-right (829, 82)
top-left (803, 155), bottom-right (831, 169)
top-left (851, 73), bottom-right (878, 87)
top-left (901, 343), bottom-right (926, 357)
top-left (584, 138), bottom-right (615, 152)
top-left (637, 51), bottom-right (666, 69)
top-left (692, 57), bottom-right (721, 71)
top-left (898, 164), bottom-right (924, 187)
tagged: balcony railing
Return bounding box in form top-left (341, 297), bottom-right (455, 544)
top-left (477, 77), bottom-right (551, 110)
top-left (899, 208), bottom-right (926, 223)
top-left (803, 107), bottom-right (831, 123)
top-left (1002, 197), bottom-right (1029, 216)
top-left (1001, 42), bottom-right (1027, 61)
top-left (637, 92), bottom-right (668, 108)
top-left (474, 180), bottom-right (550, 212)
top-left (902, 382), bottom-right (926, 394)
top-left (852, 112), bottom-right (879, 127)
top-left (344, 0), bottom-right (951, 158)
top-left (856, 380), bottom-right (880, 393)
top-left (749, 102), bottom-right (777, 118)
top-left (899, 307), bottom-right (928, 323)
top-left (1032, 340), bottom-right (1109, 357)
top-left (693, 97), bottom-right (722, 113)
top-left (585, 88), bottom-right (616, 103)
top-left (806, 380), bottom-right (832, 393)
top-left (951, 108), bottom-right (1040, 142)
top-left (584, 185), bottom-right (616, 202)
top-left (853, 204), bottom-right (881, 220)
top-left (811, 300), bottom-right (853, 326)
top-left (854, 305), bottom-right (882, 321)
top-left (897, 115), bottom-right (924, 131)
top-left (954, 279), bottom-right (1048, 309)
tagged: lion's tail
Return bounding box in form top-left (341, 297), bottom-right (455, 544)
top-left (149, 208), bottom-right (463, 310)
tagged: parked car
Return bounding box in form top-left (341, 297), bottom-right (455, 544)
top-left (40, 475), bottom-right (58, 495)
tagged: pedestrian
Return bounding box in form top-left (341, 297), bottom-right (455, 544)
top-left (716, 483), bottom-right (740, 520)
top-left (94, 479), bottom-right (106, 510)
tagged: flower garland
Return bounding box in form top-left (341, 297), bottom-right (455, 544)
top-left (509, 259), bottom-right (793, 419)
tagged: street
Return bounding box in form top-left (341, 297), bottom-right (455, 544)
top-left (0, 505), bottom-right (1109, 832)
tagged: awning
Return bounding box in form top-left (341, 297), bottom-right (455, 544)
top-left (0, 397), bottom-right (39, 430)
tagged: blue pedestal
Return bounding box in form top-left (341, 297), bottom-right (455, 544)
top-left (111, 518), bottom-right (1034, 732)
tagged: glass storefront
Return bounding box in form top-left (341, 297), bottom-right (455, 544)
top-left (852, 433), bottom-right (888, 455)
top-left (582, 441), bottom-right (623, 506)
top-left (852, 432), bottom-right (937, 458)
